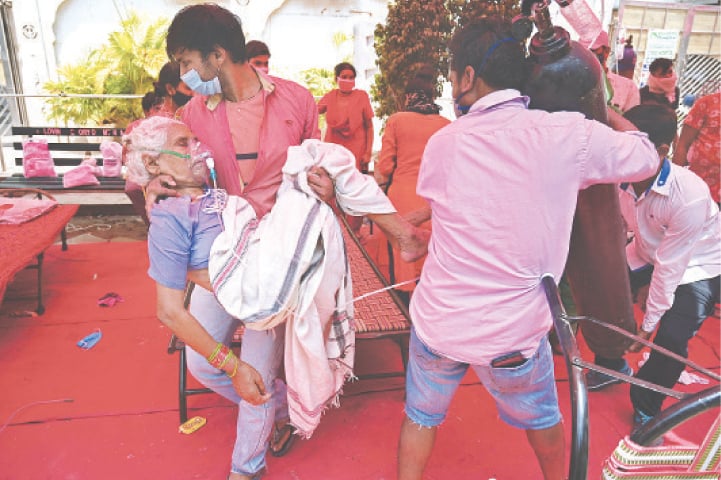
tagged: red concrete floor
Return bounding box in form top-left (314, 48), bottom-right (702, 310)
top-left (0, 241), bottom-right (718, 479)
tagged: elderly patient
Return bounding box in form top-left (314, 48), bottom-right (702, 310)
top-left (125, 115), bottom-right (426, 479)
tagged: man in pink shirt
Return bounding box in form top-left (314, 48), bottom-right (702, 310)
top-left (149, 6), bottom-right (427, 479)
top-left (397, 17), bottom-right (659, 480)
top-left (590, 31), bottom-right (640, 113)
top-left (150, 5), bottom-right (328, 479)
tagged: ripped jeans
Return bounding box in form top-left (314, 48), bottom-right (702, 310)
top-left (404, 328), bottom-right (561, 430)
top-left (186, 287), bottom-right (288, 476)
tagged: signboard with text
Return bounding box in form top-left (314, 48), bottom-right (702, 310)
top-left (639, 29), bottom-right (681, 86)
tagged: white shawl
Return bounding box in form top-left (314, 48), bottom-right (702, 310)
top-left (208, 139), bottom-right (395, 437)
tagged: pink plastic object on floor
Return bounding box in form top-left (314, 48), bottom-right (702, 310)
top-left (97, 292), bottom-right (124, 307)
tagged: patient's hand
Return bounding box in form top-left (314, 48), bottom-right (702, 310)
top-left (307, 166), bottom-right (335, 205)
top-left (145, 174), bottom-right (179, 217)
top-left (232, 361), bottom-right (271, 405)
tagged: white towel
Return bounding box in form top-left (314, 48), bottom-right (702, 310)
top-left (209, 139), bottom-right (395, 437)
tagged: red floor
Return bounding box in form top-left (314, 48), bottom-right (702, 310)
top-left (0, 241), bottom-right (718, 479)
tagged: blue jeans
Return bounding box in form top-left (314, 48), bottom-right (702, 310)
top-left (405, 328), bottom-right (561, 430)
top-left (630, 275), bottom-right (720, 417)
top-left (186, 287), bottom-right (288, 476)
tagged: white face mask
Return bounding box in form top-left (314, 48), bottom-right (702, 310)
top-left (256, 66), bottom-right (269, 75)
top-left (181, 69), bottom-right (222, 96)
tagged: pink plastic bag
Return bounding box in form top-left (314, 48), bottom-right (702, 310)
top-left (100, 141), bottom-right (122, 177)
top-left (80, 152), bottom-right (102, 176)
top-left (0, 197), bottom-right (57, 224)
top-left (63, 164), bottom-right (100, 188)
top-left (22, 138), bottom-right (57, 178)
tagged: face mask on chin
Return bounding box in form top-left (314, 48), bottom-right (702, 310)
top-left (181, 69), bottom-right (222, 96)
top-left (172, 91), bottom-right (193, 107)
top-left (337, 78), bottom-right (355, 93)
top-left (453, 87), bottom-right (472, 118)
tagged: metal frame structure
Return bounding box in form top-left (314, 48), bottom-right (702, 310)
top-left (541, 275), bottom-right (721, 480)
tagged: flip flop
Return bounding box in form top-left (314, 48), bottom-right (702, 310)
top-left (269, 423), bottom-right (297, 457)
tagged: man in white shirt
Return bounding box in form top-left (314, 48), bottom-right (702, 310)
top-left (619, 104), bottom-right (720, 432)
top-left (590, 31), bottom-right (640, 113)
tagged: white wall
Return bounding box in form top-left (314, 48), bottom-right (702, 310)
top-left (11, 0), bottom-right (388, 124)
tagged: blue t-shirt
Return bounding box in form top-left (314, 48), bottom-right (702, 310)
top-left (147, 194), bottom-right (222, 290)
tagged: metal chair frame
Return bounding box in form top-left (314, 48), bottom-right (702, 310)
top-left (541, 275), bottom-right (720, 480)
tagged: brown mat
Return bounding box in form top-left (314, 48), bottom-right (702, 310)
top-left (341, 219), bottom-right (411, 337)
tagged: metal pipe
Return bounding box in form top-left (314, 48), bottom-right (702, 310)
top-left (542, 274), bottom-right (588, 480)
top-left (0, 93), bottom-right (142, 99)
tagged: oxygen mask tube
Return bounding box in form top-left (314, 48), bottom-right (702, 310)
top-left (201, 154), bottom-right (228, 221)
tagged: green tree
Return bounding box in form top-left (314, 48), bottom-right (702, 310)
top-left (297, 67), bottom-right (335, 98)
top-left (43, 12), bottom-right (168, 128)
top-left (372, 0), bottom-right (520, 121)
top-left (448, 0), bottom-right (520, 28)
top-left (372, 0), bottom-right (452, 120)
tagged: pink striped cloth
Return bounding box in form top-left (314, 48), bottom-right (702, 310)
top-left (209, 139), bottom-right (395, 437)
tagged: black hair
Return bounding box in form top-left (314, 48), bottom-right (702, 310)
top-left (154, 61), bottom-right (181, 96)
top-left (246, 40), bottom-right (270, 59)
top-left (405, 77), bottom-right (434, 97)
top-left (414, 64), bottom-right (435, 84)
top-left (166, 3), bottom-right (247, 63)
top-left (624, 104), bottom-right (677, 147)
top-left (141, 91), bottom-right (160, 113)
top-left (448, 16), bottom-right (529, 91)
top-left (334, 62), bottom-right (356, 78)
top-left (649, 58), bottom-right (674, 76)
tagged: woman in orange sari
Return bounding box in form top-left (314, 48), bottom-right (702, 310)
top-left (318, 62), bottom-right (374, 174)
top-left (375, 77), bottom-right (450, 305)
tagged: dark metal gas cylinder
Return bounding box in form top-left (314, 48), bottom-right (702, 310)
top-left (524, 3), bottom-right (607, 122)
top-left (523, 1), bottom-right (636, 360)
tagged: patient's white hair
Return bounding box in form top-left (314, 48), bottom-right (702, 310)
top-left (124, 116), bottom-right (187, 186)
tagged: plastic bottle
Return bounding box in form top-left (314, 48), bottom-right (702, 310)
top-left (555, 0), bottom-right (603, 49)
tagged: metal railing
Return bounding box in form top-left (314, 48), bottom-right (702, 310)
top-left (541, 274), bottom-right (721, 480)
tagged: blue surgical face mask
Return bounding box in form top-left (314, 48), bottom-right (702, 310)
top-left (453, 89), bottom-right (472, 118)
top-left (181, 69), bottom-right (222, 96)
top-left (454, 99), bottom-right (471, 117)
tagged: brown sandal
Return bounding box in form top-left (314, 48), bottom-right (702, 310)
top-left (269, 423), bottom-right (297, 457)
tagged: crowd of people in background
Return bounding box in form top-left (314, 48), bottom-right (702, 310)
top-left (114, 4), bottom-right (719, 479)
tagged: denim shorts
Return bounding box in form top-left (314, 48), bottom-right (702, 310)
top-left (405, 328), bottom-right (562, 430)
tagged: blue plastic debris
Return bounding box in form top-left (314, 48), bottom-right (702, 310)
top-left (77, 330), bottom-right (102, 350)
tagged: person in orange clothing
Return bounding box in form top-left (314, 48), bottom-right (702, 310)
top-left (673, 90), bottom-right (720, 204)
top-left (318, 62), bottom-right (374, 174)
top-left (318, 62), bottom-right (374, 232)
top-left (375, 75), bottom-right (450, 305)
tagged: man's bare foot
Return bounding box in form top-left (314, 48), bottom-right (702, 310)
top-left (398, 227), bottom-right (430, 263)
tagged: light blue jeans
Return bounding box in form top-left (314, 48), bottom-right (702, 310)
top-left (405, 328), bottom-right (561, 430)
top-left (186, 287), bottom-right (288, 476)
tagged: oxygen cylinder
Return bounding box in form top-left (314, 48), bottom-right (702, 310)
top-left (523, 0), bottom-right (607, 122)
top-left (522, 0), bottom-right (636, 359)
